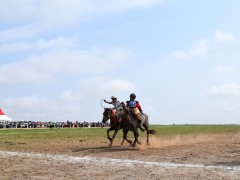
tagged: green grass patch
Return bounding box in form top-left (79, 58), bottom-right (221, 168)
top-left (150, 124), bottom-right (240, 135)
top-left (0, 128), bottom-right (107, 141)
top-left (0, 125), bottom-right (239, 148)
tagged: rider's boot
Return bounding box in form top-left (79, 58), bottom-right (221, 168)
top-left (138, 120), bottom-right (145, 131)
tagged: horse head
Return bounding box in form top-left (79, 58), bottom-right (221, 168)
top-left (116, 102), bottom-right (126, 119)
top-left (102, 108), bottom-right (117, 123)
top-left (116, 103), bottom-right (132, 123)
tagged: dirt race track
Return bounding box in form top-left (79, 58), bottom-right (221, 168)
top-left (0, 132), bottom-right (240, 179)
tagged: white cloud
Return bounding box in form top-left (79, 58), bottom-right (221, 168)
top-left (213, 66), bottom-right (236, 74)
top-left (57, 77), bottom-right (137, 109)
top-left (59, 90), bottom-right (83, 102)
top-left (215, 30), bottom-right (235, 43)
top-left (0, 23), bottom-right (48, 42)
top-left (6, 96), bottom-right (50, 110)
top-left (0, 63), bottom-right (53, 85)
top-left (0, 47), bottom-right (134, 85)
top-left (61, 77), bottom-right (137, 112)
top-left (0, 37), bottom-right (77, 53)
top-left (0, 0), bottom-right (166, 42)
top-left (4, 96), bottom-right (81, 121)
top-left (170, 50), bottom-right (188, 59)
top-left (201, 101), bottom-right (237, 113)
top-left (5, 96), bottom-right (57, 120)
top-left (3, 76), bottom-right (136, 121)
top-left (206, 83), bottom-right (240, 96)
top-left (171, 39), bottom-right (209, 60)
top-left (0, 0), bottom-right (165, 23)
top-left (2, 77), bottom-right (136, 122)
top-left (75, 77), bottom-right (137, 98)
top-left (99, 79), bottom-right (137, 94)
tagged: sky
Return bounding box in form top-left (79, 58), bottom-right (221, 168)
top-left (1, 0), bottom-right (240, 125)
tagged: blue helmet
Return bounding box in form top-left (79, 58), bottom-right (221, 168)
top-left (130, 93), bottom-right (136, 99)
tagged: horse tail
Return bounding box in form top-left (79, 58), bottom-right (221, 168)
top-left (149, 129), bottom-right (156, 135)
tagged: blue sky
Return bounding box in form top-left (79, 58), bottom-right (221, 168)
top-left (1, 0), bottom-right (240, 124)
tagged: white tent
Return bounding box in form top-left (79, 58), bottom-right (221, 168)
top-left (0, 109), bottom-right (12, 121)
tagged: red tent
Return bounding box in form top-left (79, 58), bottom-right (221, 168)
top-left (0, 109), bottom-right (5, 115)
top-left (0, 109), bottom-right (12, 121)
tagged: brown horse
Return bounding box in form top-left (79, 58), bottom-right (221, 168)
top-left (102, 108), bottom-right (134, 147)
top-left (117, 103), bottom-right (156, 145)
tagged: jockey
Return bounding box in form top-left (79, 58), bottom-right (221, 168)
top-left (126, 93), bottom-right (144, 129)
top-left (104, 96), bottom-right (120, 109)
top-left (104, 96), bottom-right (121, 124)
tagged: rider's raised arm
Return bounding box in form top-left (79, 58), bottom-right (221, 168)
top-left (104, 99), bottom-right (111, 104)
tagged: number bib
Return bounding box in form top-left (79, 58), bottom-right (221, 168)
top-left (129, 101), bottom-right (137, 108)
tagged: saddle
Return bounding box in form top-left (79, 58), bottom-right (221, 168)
top-left (129, 109), bottom-right (142, 122)
top-left (110, 109), bottom-right (116, 118)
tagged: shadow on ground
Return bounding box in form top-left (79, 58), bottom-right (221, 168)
top-left (213, 161), bottom-right (240, 166)
top-left (72, 146), bottom-right (135, 153)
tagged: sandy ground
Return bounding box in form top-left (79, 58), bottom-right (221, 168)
top-left (0, 132), bottom-right (239, 179)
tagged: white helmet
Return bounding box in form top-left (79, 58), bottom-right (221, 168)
top-left (111, 96), bottom-right (117, 99)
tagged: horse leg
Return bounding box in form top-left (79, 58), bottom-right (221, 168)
top-left (143, 124), bottom-right (153, 145)
top-left (120, 139), bottom-right (133, 146)
top-left (122, 129), bottom-right (132, 146)
top-left (136, 130), bottom-right (142, 145)
top-left (142, 124), bottom-right (150, 145)
top-left (147, 130), bottom-right (150, 145)
top-left (129, 129), bottom-right (141, 145)
top-left (122, 129), bottom-right (127, 146)
top-left (110, 129), bottom-right (120, 147)
top-left (107, 128), bottom-right (115, 147)
top-left (120, 138), bottom-right (125, 146)
top-left (125, 130), bottom-right (133, 146)
top-left (107, 128), bottom-right (113, 141)
top-left (132, 129), bottom-right (140, 147)
top-left (120, 130), bottom-right (126, 146)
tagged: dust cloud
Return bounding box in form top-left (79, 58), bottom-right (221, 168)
top-left (136, 134), bottom-right (204, 151)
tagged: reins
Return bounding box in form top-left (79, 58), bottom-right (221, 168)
top-left (101, 99), bottom-right (107, 109)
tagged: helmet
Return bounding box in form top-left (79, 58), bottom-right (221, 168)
top-left (111, 96), bottom-right (117, 99)
top-left (130, 93), bottom-right (136, 99)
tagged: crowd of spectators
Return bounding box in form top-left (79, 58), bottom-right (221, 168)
top-left (0, 120), bottom-right (110, 129)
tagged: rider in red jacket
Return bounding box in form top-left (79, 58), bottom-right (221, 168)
top-left (126, 93), bottom-right (144, 129)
